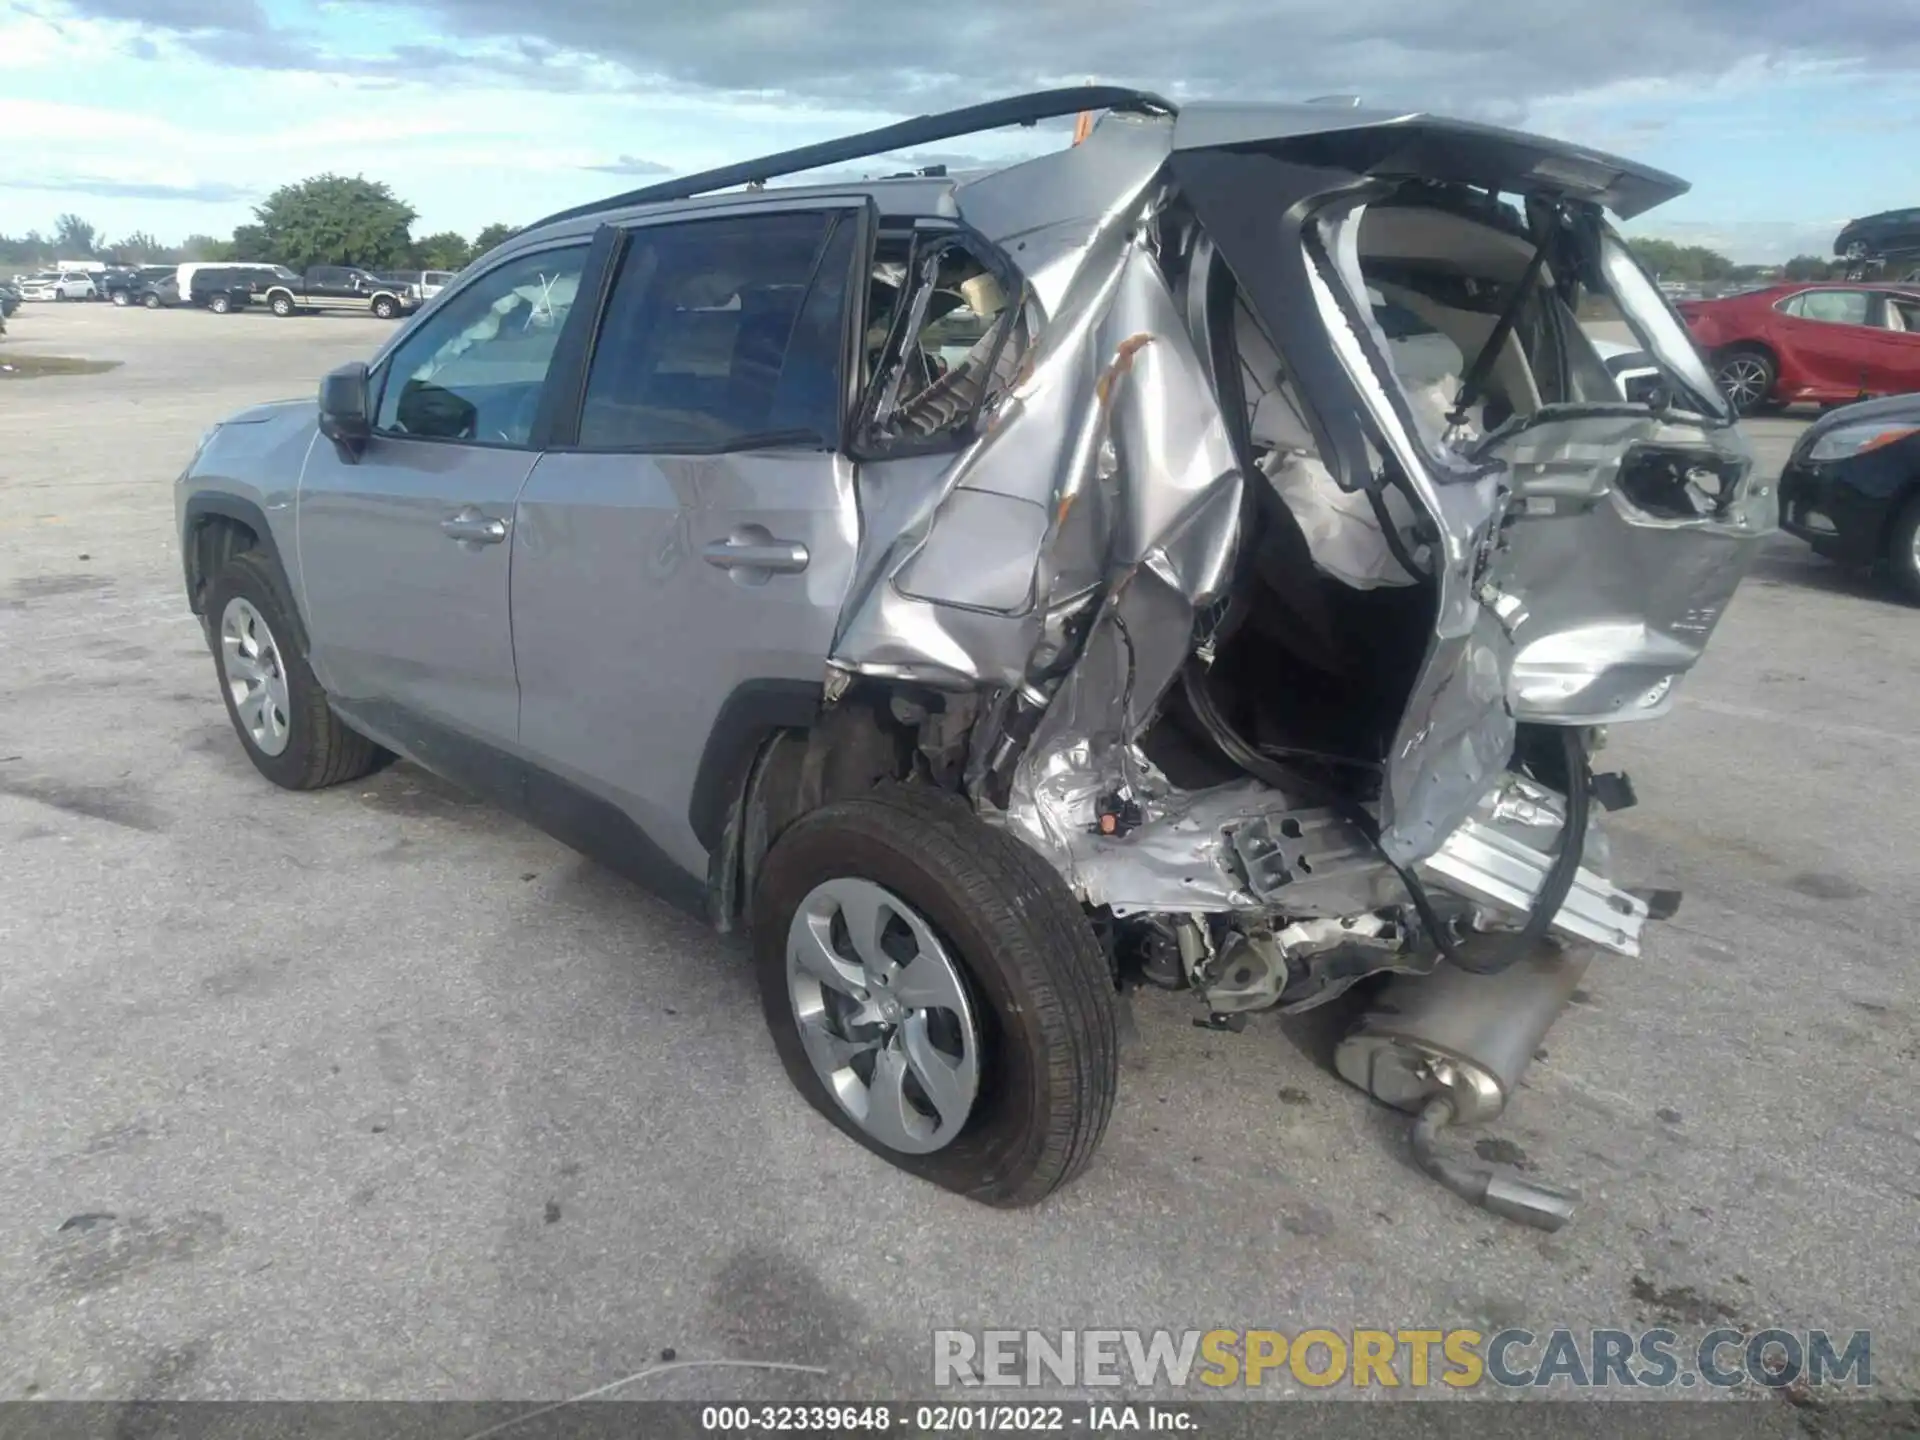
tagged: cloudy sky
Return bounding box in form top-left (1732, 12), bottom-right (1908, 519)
top-left (2, 0), bottom-right (1915, 262)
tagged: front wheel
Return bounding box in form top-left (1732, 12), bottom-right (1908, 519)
top-left (112, 290), bottom-right (130, 307)
top-left (208, 294), bottom-right (231, 314)
top-left (204, 550), bottom-right (383, 790)
top-left (142, 292), bottom-right (162, 309)
top-left (1888, 493), bottom-right (1920, 605)
top-left (1713, 347), bottom-right (1776, 416)
top-left (751, 785), bottom-right (1117, 1207)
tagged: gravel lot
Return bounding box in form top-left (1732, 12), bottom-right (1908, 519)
top-left (1, 303), bottom-right (1915, 1415)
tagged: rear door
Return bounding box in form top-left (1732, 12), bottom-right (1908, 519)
top-left (1870, 291), bottom-right (1920, 393)
top-left (510, 201), bottom-right (867, 879)
top-left (1776, 289), bottom-right (1880, 396)
top-left (294, 240), bottom-right (594, 751)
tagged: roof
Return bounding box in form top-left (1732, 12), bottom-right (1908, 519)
top-left (521, 86), bottom-right (1691, 240)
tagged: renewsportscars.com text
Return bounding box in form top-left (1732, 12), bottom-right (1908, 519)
top-left (933, 1327), bottom-right (1871, 1391)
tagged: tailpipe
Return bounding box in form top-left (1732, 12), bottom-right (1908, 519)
top-left (1335, 943), bottom-right (1592, 1230)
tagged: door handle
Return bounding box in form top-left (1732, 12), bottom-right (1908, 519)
top-left (442, 508), bottom-right (508, 545)
top-left (703, 537), bottom-right (809, 574)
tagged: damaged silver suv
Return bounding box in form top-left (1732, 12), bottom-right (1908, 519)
top-left (175, 89), bottom-right (1768, 1222)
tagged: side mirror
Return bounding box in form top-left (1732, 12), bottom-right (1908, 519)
top-left (318, 361), bottom-right (371, 454)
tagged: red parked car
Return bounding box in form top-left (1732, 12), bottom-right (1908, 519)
top-left (1677, 282), bottom-right (1920, 415)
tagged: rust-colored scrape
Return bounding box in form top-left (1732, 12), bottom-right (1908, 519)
top-left (1094, 333), bottom-right (1154, 408)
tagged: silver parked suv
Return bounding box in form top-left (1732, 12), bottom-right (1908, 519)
top-left (176, 89), bottom-right (1767, 1219)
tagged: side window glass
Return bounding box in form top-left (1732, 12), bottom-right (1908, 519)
top-left (578, 210), bottom-right (854, 452)
top-left (1796, 290), bottom-right (1871, 326)
top-left (374, 244), bottom-right (589, 447)
top-left (861, 237), bottom-right (1030, 449)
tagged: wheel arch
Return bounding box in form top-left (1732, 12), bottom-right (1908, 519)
top-left (699, 678), bottom-right (976, 931)
top-left (1714, 338), bottom-right (1781, 370)
top-left (1882, 476), bottom-right (1920, 563)
top-left (181, 492), bottom-right (307, 646)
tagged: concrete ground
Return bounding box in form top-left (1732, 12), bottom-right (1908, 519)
top-left (0, 303), bottom-right (1915, 1416)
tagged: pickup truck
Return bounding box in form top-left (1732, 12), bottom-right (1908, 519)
top-left (260, 265), bottom-right (421, 319)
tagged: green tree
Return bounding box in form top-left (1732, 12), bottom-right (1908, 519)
top-left (1782, 254), bottom-right (1839, 281)
top-left (411, 230), bottom-right (472, 270)
top-left (1629, 237), bottom-right (1739, 283)
top-left (229, 224), bottom-right (274, 262)
top-left (251, 174), bottom-right (417, 272)
top-left (0, 230), bottom-right (54, 268)
top-left (179, 233), bottom-right (235, 261)
top-left (53, 213), bottom-right (99, 257)
top-left (110, 230), bottom-right (162, 262)
top-left (471, 222), bottom-right (517, 256)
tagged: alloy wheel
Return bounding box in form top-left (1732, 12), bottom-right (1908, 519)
top-left (1716, 356), bottom-right (1770, 411)
top-left (784, 877), bottom-right (981, 1155)
top-left (220, 596), bottom-right (292, 757)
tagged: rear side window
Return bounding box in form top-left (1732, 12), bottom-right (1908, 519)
top-left (1783, 290), bottom-right (1872, 326)
top-left (577, 210), bottom-right (856, 452)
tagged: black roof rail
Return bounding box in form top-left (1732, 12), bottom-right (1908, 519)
top-left (527, 85), bottom-right (1177, 230)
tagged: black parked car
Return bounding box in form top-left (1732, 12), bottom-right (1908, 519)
top-left (1835, 208), bottom-right (1920, 264)
top-left (107, 265), bottom-right (180, 306)
top-left (188, 267), bottom-right (257, 314)
top-left (1778, 392), bottom-right (1920, 601)
top-left (131, 273), bottom-right (182, 308)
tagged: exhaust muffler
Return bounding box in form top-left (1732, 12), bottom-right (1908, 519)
top-left (1335, 943), bottom-right (1592, 1230)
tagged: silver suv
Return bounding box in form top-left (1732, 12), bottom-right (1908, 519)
top-left (176, 89), bottom-right (1768, 1219)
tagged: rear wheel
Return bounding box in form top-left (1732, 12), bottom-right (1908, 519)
top-left (751, 785), bottom-right (1117, 1207)
top-left (1713, 346), bottom-right (1776, 416)
top-left (112, 290), bottom-right (130, 307)
top-left (142, 292), bottom-right (162, 309)
top-left (203, 550), bottom-right (383, 790)
top-left (208, 294), bottom-right (231, 314)
top-left (371, 295), bottom-right (397, 319)
top-left (1887, 493), bottom-right (1920, 605)
top-left (269, 293), bottom-right (295, 317)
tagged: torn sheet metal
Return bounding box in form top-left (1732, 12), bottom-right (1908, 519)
top-left (832, 221), bottom-right (1241, 713)
top-left (1482, 413), bottom-right (1763, 724)
top-left (822, 101), bottom-right (1760, 945)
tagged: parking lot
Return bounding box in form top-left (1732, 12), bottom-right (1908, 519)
top-left (1, 302), bottom-right (1916, 1411)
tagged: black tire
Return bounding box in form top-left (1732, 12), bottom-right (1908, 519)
top-left (142, 292), bottom-right (162, 309)
top-left (751, 784), bottom-right (1117, 1207)
top-left (1887, 493), bottom-right (1920, 605)
top-left (208, 294), bottom-right (231, 314)
top-left (112, 290), bottom-right (130, 307)
top-left (1713, 345), bottom-right (1776, 416)
top-left (371, 295), bottom-right (397, 319)
top-left (203, 549), bottom-right (383, 790)
top-left (269, 293), bottom-right (295, 317)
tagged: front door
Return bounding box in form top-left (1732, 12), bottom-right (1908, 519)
top-left (295, 240), bottom-right (594, 750)
top-left (511, 203), bottom-right (866, 879)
